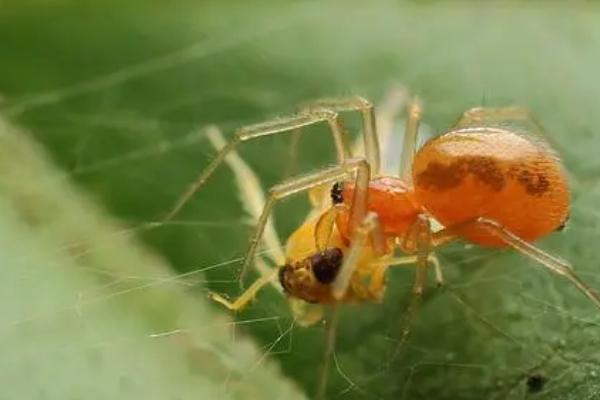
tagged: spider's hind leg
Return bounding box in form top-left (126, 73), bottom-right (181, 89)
top-left (454, 106), bottom-right (545, 136)
top-left (433, 217), bottom-right (600, 312)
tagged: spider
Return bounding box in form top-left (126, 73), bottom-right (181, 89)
top-left (164, 89), bottom-right (600, 394)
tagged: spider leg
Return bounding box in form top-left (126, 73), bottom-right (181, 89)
top-left (375, 85), bottom-right (410, 150)
top-left (164, 109), bottom-right (352, 221)
top-left (372, 85), bottom-right (410, 175)
top-left (430, 253), bottom-right (445, 287)
top-left (331, 211), bottom-right (387, 300)
top-left (205, 125), bottom-right (285, 267)
top-left (204, 126), bottom-right (283, 308)
top-left (399, 97), bottom-right (422, 182)
top-left (372, 253), bottom-right (444, 287)
top-left (392, 214), bottom-right (432, 360)
top-left (282, 127), bottom-right (302, 180)
top-left (315, 306), bottom-right (341, 400)
top-left (453, 106), bottom-right (546, 137)
top-left (301, 96), bottom-right (381, 175)
top-left (433, 217), bottom-right (600, 311)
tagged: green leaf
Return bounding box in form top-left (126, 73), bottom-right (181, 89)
top-left (2, 1), bottom-right (600, 399)
top-left (0, 118), bottom-right (306, 398)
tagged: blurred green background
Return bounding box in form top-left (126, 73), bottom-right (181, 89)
top-left (2, 1), bottom-right (600, 399)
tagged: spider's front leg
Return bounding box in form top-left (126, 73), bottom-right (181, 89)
top-left (301, 96), bottom-right (381, 175)
top-left (164, 109), bottom-right (353, 221)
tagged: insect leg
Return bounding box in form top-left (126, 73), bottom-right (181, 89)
top-left (208, 268), bottom-right (278, 311)
top-left (164, 109), bottom-right (351, 221)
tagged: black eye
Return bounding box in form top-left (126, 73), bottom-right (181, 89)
top-left (311, 248), bottom-right (343, 284)
top-left (330, 182), bottom-right (344, 204)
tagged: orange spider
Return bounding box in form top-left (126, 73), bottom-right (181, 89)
top-left (164, 92), bottom-right (600, 325)
top-left (164, 91), bottom-right (600, 399)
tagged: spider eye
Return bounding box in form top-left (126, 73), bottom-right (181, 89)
top-left (311, 248), bottom-right (343, 284)
top-left (330, 182), bottom-right (344, 204)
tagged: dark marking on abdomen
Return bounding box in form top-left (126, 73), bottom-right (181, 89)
top-left (416, 156), bottom-right (505, 191)
top-left (507, 164), bottom-right (551, 196)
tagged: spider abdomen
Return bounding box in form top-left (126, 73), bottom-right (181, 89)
top-left (412, 128), bottom-right (570, 246)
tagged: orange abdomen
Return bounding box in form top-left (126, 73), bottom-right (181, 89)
top-left (412, 128), bottom-right (570, 246)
